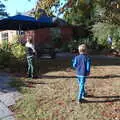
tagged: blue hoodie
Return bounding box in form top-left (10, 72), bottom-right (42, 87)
top-left (73, 54), bottom-right (91, 77)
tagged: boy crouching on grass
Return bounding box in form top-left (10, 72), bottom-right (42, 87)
top-left (73, 44), bottom-right (91, 103)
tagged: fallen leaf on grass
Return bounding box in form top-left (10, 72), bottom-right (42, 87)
top-left (56, 100), bottom-right (65, 107)
top-left (27, 83), bottom-right (35, 88)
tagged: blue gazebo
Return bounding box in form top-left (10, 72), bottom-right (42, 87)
top-left (0, 14), bottom-right (67, 30)
top-left (0, 14), bottom-right (39, 30)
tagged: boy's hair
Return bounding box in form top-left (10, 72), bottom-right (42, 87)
top-left (78, 44), bottom-right (87, 53)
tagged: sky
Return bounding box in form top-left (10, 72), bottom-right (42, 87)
top-left (1, 0), bottom-right (37, 16)
top-left (1, 0), bottom-right (67, 18)
top-left (52, 0), bottom-right (67, 18)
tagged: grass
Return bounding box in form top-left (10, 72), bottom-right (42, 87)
top-left (10, 56), bottom-right (120, 120)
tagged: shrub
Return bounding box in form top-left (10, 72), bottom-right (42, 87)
top-left (0, 49), bottom-right (12, 67)
top-left (0, 39), bottom-right (26, 72)
top-left (92, 22), bottom-right (120, 50)
top-left (11, 42), bottom-right (26, 59)
top-left (68, 38), bottom-right (90, 53)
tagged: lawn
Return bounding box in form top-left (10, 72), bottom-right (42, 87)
top-left (10, 55), bottom-right (120, 120)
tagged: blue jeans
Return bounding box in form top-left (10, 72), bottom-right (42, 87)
top-left (77, 76), bottom-right (86, 100)
top-left (27, 56), bottom-right (34, 77)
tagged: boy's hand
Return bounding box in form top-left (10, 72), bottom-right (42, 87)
top-left (33, 52), bottom-right (37, 56)
top-left (35, 52), bottom-right (37, 55)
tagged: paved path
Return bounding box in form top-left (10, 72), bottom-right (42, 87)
top-left (0, 73), bottom-right (22, 120)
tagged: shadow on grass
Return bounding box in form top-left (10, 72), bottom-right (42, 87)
top-left (10, 78), bottom-right (49, 91)
top-left (92, 57), bottom-right (120, 66)
top-left (81, 95), bottom-right (120, 103)
top-left (87, 95), bottom-right (120, 99)
top-left (25, 81), bottom-right (49, 85)
top-left (8, 55), bottom-right (120, 77)
top-left (83, 99), bottom-right (120, 103)
top-left (38, 58), bottom-right (120, 75)
top-left (40, 74), bottom-right (120, 79)
top-left (89, 75), bottom-right (120, 79)
top-left (36, 56), bottom-right (120, 76)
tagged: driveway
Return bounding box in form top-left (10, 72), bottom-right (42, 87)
top-left (0, 73), bottom-right (22, 120)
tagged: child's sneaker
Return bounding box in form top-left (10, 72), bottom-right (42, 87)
top-left (79, 99), bottom-right (88, 103)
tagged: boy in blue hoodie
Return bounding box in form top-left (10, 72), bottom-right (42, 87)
top-left (73, 44), bottom-right (91, 103)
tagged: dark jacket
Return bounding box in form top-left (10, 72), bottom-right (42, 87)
top-left (25, 42), bottom-right (36, 56)
top-left (26, 47), bottom-right (34, 56)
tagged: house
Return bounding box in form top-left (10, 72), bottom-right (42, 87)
top-left (0, 30), bottom-right (17, 45)
top-left (0, 30), bottom-right (25, 46)
top-left (25, 25), bottom-right (88, 48)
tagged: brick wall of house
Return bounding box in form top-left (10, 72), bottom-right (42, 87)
top-left (60, 26), bottom-right (73, 42)
top-left (32, 27), bottom-right (73, 45)
top-left (34, 28), bottom-right (52, 45)
top-left (25, 26), bottom-right (88, 47)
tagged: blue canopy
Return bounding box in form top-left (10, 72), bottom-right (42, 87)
top-left (8, 14), bottom-right (36, 21)
top-left (37, 15), bottom-right (57, 27)
top-left (37, 15), bottom-right (68, 27)
top-left (38, 15), bottom-right (53, 23)
top-left (0, 15), bottom-right (39, 30)
top-left (0, 14), bottom-right (67, 30)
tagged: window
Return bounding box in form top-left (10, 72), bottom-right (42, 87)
top-left (1, 32), bottom-right (8, 50)
top-left (16, 31), bottom-right (25, 35)
top-left (1, 32), bottom-right (8, 41)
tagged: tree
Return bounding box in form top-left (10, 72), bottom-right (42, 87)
top-left (63, 0), bottom-right (93, 25)
top-left (0, 0), bottom-right (8, 18)
top-left (64, 0), bottom-right (120, 25)
top-left (34, 0), bottom-right (120, 51)
top-left (92, 0), bottom-right (120, 50)
top-left (92, 0), bottom-right (120, 25)
top-left (35, 0), bottom-right (57, 17)
top-left (35, 0), bottom-right (93, 25)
